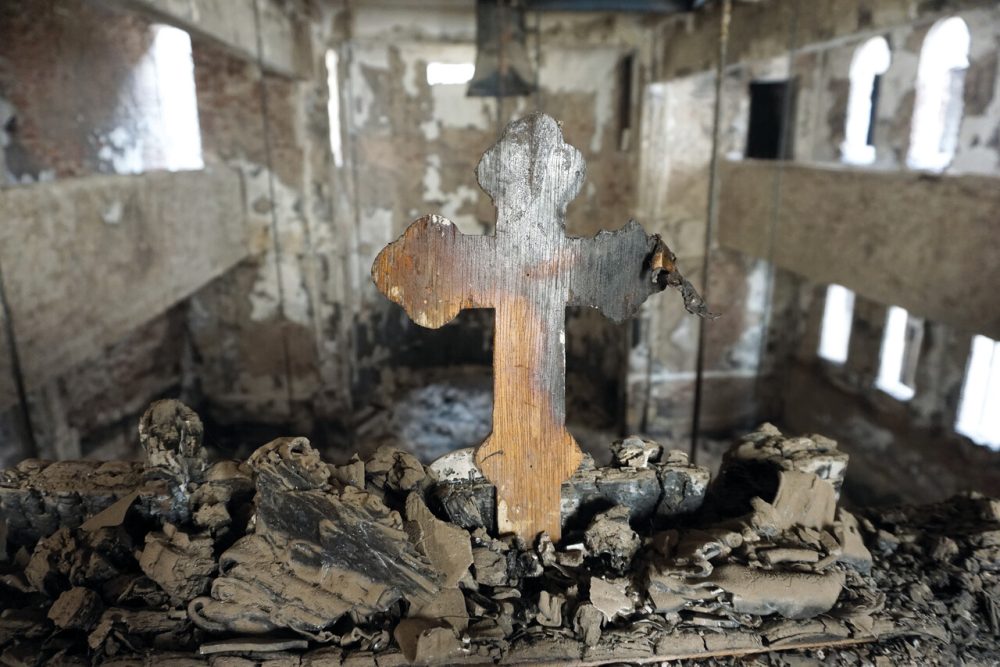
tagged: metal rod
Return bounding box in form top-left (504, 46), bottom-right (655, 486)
top-left (752, 0), bottom-right (801, 421)
top-left (0, 259), bottom-right (37, 457)
top-left (690, 0), bottom-right (731, 462)
top-left (252, 0), bottom-right (297, 422)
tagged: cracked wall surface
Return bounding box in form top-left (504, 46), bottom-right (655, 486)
top-left (339, 8), bottom-right (655, 451)
top-left (640, 0), bottom-right (1000, 499)
top-left (2, 0), bottom-right (998, 507)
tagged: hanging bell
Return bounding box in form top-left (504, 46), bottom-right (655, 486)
top-left (467, 0), bottom-right (537, 98)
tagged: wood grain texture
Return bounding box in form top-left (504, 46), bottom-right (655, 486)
top-left (372, 113), bottom-right (700, 542)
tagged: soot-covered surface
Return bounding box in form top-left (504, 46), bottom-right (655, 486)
top-left (0, 402), bottom-right (997, 665)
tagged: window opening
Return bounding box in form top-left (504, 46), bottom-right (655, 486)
top-left (148, 24), bottom-right (203, 171)
top-left (841, 36), bottom-right (891, 165)
top-left (956, 335), bottom-right (1000, 451)
top-left (818, 284), bottom-right (855, 364)
top-left (907, 17), bottom-right (971, 172)
top-left (745, 79), bottom-right (796, 160)
top-left (876, 306), bottom-right (923, 401)
top-left (325, 50), bottom-right (343, 168)
top-left (426, 62), bottom-right (475, 86)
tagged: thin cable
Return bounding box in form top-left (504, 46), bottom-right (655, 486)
top-left (343, 4), bottom-right (364, 449)
top-left (752, 0), bottom-right (801, 417)
top-left (252, 0), bottom-right (296, 422)
top-left (0, 260), bottom-right (37, 457)
top-left (689, 0), bottom-right (732, 462)
top-left (534, 9), bottom-right (542, 111)
top-left (496, 0), bottom-right (506, 136)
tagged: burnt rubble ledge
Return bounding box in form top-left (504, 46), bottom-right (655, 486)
top-left (0, 401), bottom-right (997, 666)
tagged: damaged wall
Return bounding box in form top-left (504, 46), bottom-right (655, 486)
top-left (3, 0), bottom-right (996, 510)
top-left (0, 0), bottom-right (264, 464)
top-left (0, 1), bottom-right (669, 465)
top-left (640, 0), bottom-right (1000, 500)
top-left (0, 0), bottom-right (300, 462)
top-left (339, 7), bottom-right (658, 456)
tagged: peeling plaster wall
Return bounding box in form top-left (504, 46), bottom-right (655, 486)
top-left (183, 14), bottom-right (347, 447)
top-left (642, 0), bottom-right (1000, 499)
top-left (342, 8), bottom-right (655, 440)
top-left (0, 0), bottom-right (212, 460)
top-left (0, 0), bottom-right (324, 462)
top-left (0, 0), bottom-right (200, 182)
top-left (788, 6), bottom-right (1000, 173)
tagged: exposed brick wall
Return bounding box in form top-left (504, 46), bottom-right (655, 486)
top-left (0, 0), bottom-right (155, 181)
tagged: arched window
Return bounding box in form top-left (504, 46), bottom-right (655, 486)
top-left (149, 25), bottom-right (203, 172)
top-left (907, 17), bottom-right (971, 172)
top-left (841, 37), bottom-right (891, 165)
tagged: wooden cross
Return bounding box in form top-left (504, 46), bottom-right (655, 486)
top-left (372, 113), bottom-right (712, 542)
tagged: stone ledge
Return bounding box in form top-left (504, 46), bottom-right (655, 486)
top-left (0, 168), bottom-right (249, 410)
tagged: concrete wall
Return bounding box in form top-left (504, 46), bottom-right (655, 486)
top-left (718, 161), bottom-right (1000, 339)
top-left (639, 0), bottom-right (1000, 499)
top-left (338, 8), bottom-right (656, 451)
top-left (0, 0), bottom-right (662, 463)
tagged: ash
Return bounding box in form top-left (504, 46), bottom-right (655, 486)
top-left (0, 401), bottom-right (997, 666)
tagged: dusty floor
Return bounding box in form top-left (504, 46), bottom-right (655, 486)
top-left (0, 402), bottom-right (997, 665)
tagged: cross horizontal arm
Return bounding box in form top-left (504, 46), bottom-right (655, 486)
top-left (566, 219), bottom-right (664, 322)
top-left (371, 215), bottom-right (495, 329)
top-left (568, 220), bottom-right (716, 322)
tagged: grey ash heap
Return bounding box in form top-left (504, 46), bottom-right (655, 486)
top-left (0, 400), bottom-right (998, 665)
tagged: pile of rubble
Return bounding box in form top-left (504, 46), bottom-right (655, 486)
top-left (0, 401), bottom-right (997, 665)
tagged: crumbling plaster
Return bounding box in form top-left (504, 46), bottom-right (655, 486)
top-left (0, 0), bottom-right (158, 182)
top-left (339, 7), bottom-right (656, 440)
top-left (0, 0), bottom-right (314, 460)
top-left (640, 0), bottom-right (1000, 496)
top-left (183, 15), bottom-right (345, 439)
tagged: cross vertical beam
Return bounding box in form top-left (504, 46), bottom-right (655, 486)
top-left (372, 113), bottom-right (713, 542)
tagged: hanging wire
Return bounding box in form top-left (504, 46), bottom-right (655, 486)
top-left (689, 0), bottom-right (803, 461)
top-left (252, 0), bottom-right (296, 423)
top-left (751, 0), bottom-right (801, 421)
top-left (0, 260), bottom-right (37, 457)
top-left (689, 0), bottom-right (732, 462)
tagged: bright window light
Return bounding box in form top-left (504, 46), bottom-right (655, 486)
top-left (325, 50), bottom-right (344, 168)
top-left (907, 17), bottom-right (970, 172)
top-left (150, 24), bottom-right (203, 171)
top-left (877, 306), bottom-right (917, 400)
top-left (841, 37), bottom-right (891, 165)
top-left (426, 62), bottom-right (475, 86)
top-left (818, 284), bottom-right (855, 363)
top-left (956, 335), bottom-right (1000, 450)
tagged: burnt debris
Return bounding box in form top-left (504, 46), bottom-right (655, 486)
top-left (0, 400), bottom-right (997, 665)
